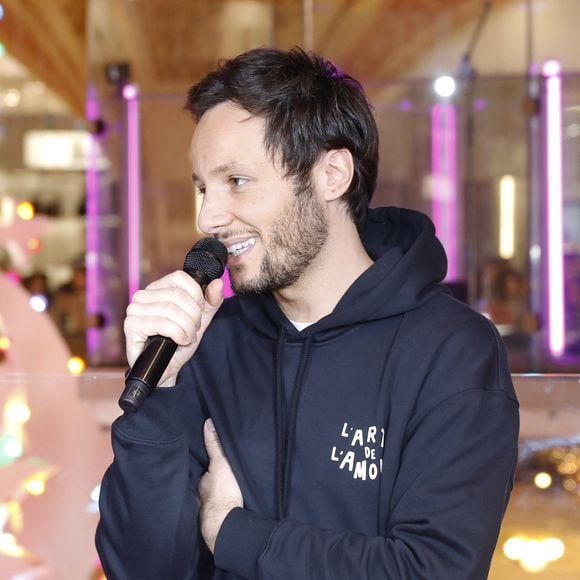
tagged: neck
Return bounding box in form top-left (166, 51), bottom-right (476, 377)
top-left (273, 220), bottom-right (373, 323)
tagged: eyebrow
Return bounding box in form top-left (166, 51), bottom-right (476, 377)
top-left (191, 162), bottom-right (253, 183)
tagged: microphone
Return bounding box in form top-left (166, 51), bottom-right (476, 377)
top-left (118, 237), bottom-right (228, 413)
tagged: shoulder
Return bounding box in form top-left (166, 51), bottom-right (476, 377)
top-left (402, 292), bottom-right (517, 405)
top-left (409, 291), bottom-right (502, 349)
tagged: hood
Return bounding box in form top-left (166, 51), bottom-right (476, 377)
top-left (236, 206), bottom-right (448, 340)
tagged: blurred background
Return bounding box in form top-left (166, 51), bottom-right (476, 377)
top-left (1, 0), bottom-right (580, 578)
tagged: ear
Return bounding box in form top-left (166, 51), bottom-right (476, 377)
top-left (318, 149), bottom-right (354, 202)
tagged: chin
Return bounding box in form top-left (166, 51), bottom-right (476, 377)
top-left (228, 269), bottom-right (252, 294)
top-left (229, 273), bottom-right (269, 296)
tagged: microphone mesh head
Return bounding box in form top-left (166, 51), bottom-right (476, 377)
top-left (183, 238), bottom-right (228, 288)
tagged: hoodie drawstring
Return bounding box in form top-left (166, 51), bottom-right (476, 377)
top-left (281, 335), bottom-right (312, 516)
top-left (274, 327), bottom-right (314, 518)
top-left (274, 329), bottom-right (286, 518)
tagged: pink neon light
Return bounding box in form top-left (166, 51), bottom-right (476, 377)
top-left (543, 60), bottom-right (565, 357)
top-left (431, 103), bottom-right (458, 280)
top-left (85, 87), bottom-right (100, 356)
top-left (125, 85), bottom-right (141, 300)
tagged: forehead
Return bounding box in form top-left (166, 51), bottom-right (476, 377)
top-left (190, 101), bottom-right (267, 161)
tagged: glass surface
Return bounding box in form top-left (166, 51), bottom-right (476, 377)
top-left (0, 372), bottom-right (579, 578)
top-left (490, 374), bottom-right (580, 578)
top-left (0, 371), bottom-right (120, 579)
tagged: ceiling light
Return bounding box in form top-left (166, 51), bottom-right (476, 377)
top-left (434, 76), bottom-right (456, 98)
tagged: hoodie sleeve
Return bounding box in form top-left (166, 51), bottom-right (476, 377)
top-left (95, 379), bottom-right (210, 580)
top-left (213, 325), bottom-right (519, 580)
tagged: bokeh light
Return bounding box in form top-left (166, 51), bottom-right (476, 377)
top-left (0, 335), bottom-right (11, 351)
top-left (534, 471), bottom-right (552, 489)
top-left (67, 356), bottom-right (86, 375)
top-left (24, 477), bottom-right (46, 496)
top-left (2, 436), bottom-right (23, 459)
top-left (16, 201), bottom-right (35, 220)
top-left (5, 398), bottom-right (31, 424)
top-left (29, 294), bottom-right (48, 313)
top-left (503, 535), bottom-right (565, 573)
top-left (0, 533), bottom-right (25, 558)
top-left (27, 237), bottom-right (42, 252)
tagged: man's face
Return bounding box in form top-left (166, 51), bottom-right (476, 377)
top-left (191, 101), bottom-right (328, 294)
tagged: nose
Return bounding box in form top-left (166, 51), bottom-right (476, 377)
top-left (196, 190), bottom-right (232, 235)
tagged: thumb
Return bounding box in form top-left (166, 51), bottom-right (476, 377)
top-left (199, 278), bottom-right (224, 336)
top-left (205, 278), bottom-right (224, 309)
top-left (204, 418), bottom-right (225, 461)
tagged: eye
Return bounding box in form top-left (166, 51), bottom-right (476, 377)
top-left (230, 176), bottom-right (249, 188)
top-left (195, 184), bottom-right (206, 197)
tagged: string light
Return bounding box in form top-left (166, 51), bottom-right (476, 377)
top-left (24, 477), bottom-right (46, 496)
top-left (1, 436), bottom-right (23, 460)
top-left (5, 399), bottom-right (31, 425)
top-left (67, 356), bottom-right (86, 375)
top-left (0, 335), bottom-right (11, 351)
top-left (27, 237), bottom-right (42, 252)
top-left (0, 532), bottom-right (26, 558)
top-left (4, 501), bottom-right (22, 533)
top-left (16, 201), bottom-right (34, 221)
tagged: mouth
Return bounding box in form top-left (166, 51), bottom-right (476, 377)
top-left (225, 237), bottom-right (257, 258)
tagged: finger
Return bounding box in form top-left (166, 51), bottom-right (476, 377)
top-left (126, 302), bottom-right (201, 345)
top-left (130, 288), bottom-right (203, 326)
top-left (204, 419), bottom-right (225, 461)
top-left (146, 271), bottom-right (205, 302)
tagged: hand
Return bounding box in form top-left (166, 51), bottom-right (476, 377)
top-left (124, 272), bottom-right (224, 386)
top-left (198, 419), bottom-right (243, 553)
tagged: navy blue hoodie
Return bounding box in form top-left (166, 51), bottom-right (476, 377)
top-left (96, 207), bottom-right (519, 580)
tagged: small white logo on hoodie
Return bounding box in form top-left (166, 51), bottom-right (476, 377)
top-left (330, 422), bottom-right (385, 481)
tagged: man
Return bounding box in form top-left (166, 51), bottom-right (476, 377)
top-left (96, 47), bottom-right (519, 579)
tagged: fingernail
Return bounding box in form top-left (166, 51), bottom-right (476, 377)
top-left (206, 418), bottom-right (215, 432)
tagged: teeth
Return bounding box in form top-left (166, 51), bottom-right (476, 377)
top-left (226, 238), bottom-right (256, 257)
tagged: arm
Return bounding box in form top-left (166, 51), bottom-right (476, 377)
top-left (96, 272), bottom-right (224, 579)
top-left (203, 389), bottom-right (519, 580)
top-left (96, 385), bottom-right (209, 579)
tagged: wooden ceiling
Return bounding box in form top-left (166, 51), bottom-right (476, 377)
top-left (0, 0), bottom-right (514, 118)
top-left (0, 0), bottom-right (87, 115)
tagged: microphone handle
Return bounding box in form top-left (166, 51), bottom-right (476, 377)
top-left (118, 336), bottom-right (178, 413)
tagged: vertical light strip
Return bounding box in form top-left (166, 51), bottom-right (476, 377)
top-left (543, 60), bottom-right (565, 358)
top-left (123, 84), bottom-right (141, 300)
top-left (499, 175), bottom-right (515, 259)
top-left (431, 103), bottom-right (458, 280)
top-left (85, 87), bottom-right (100, 357)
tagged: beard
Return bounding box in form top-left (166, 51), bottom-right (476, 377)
top-left (230, 180), bottom-right (328, 295)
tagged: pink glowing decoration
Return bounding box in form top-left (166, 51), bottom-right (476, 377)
top-left (123, 84), bottom-right (141, 301)
top-left (543, 60), bottom-right (565, 358)
top-left (85, 88), bottom-right (100, 356)
top-left (431, 103), bottom-right (458, 281)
